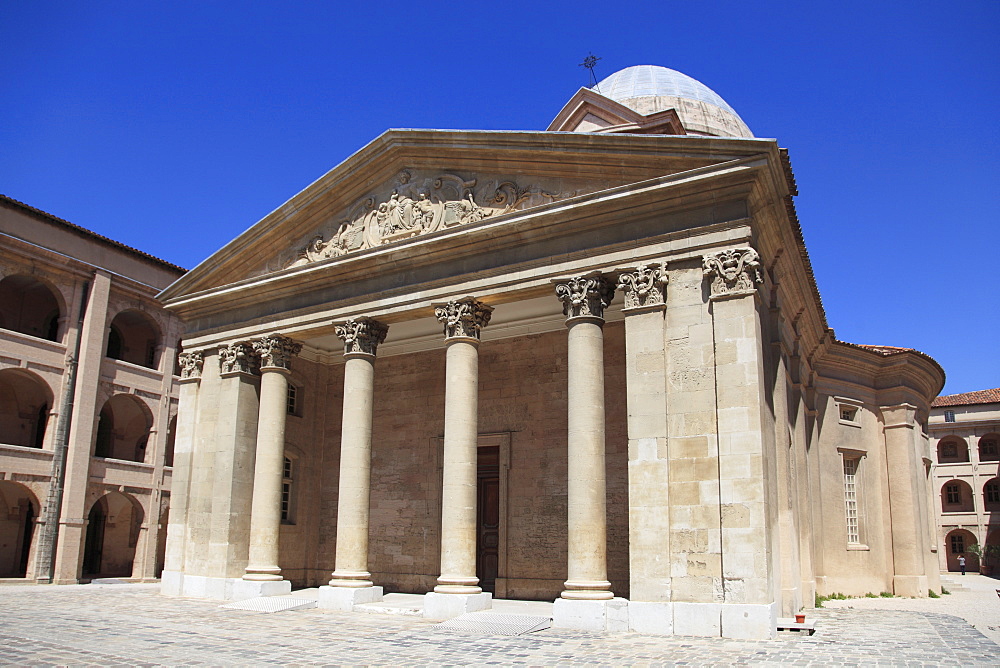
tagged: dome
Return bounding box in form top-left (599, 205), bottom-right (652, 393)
top-left (593, 65), bottom-right (753, 138)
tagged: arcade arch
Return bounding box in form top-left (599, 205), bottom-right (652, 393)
top-left (0, 274), bottom-right (62, 342)
top-left (106, 309), bottom-right (161, 369)
top-left (937, 437), bottom-right (969, 463)
top-left (82, 491), bottom-right (143, 578)
top-left (0, 368), bottom-right (53, 448)
top-left (0, 481), bottom-right (39, 577)
top-left (94, 394), bottom-right (152, 462)
top-left (944, 528), bottom-right (979, 572)
top-left (941, 479), bottom-right (975, 513)
top-left (983, 478), bottom-right (1000, 512)
top-left (978, 433), bottom-right (999, 462)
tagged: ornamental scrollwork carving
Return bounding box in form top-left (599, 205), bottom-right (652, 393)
top-left (434, 298), bottom-right (493, 341)
top-left (334, 318), bottom-right (389, 357)
top-left (555, 274), bottom-right (615, 321)
top-left (617, 263), bottom-right (667, 311)
top-left (286, 171), bottom-right (562, 268)
top-left (219, 341), bottom-right (259, 375)
top-left (177, 351), bottom-right (203, 379)
top-left (253, 334), bottom-right (302, 370)
top-left (702, 247), bottom-right (763, 299)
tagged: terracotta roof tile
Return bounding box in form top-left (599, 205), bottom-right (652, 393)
top-left (932, 387), bottom-right (1000, 407)
top-left (1, 194), bottom-right (186, 273)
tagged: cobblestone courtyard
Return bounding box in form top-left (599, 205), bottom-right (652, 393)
top-left (0, 582), bottom-right (997, 666)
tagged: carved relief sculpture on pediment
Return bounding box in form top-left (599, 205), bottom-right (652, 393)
top-left (177, 351), bottom-right (204, 379)
top-left (219, 341), bottom-right (259, 375)
top-left (334, 317), bottom-right (389, 357)
top-left (702, 247), bottom-right (763, 299)
top-left (617, 263), bottom-right (667, 311)
top-left (284, 170), bottom-right (575, 269)
top-left (555, 274), bottom-right (616, 321)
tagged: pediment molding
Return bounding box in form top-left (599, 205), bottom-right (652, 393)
top-left (547, 88), bottom-right (685, 135)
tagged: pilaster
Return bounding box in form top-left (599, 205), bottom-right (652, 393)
top-left (880, 403), bottom-right (930, 597)
top-left (161, 350), bottom-right (203, 596)
top-left (617, 264), bottom-right (671, 604)
top-left (704, 246), bottom-right (778, 638)
top-left (206, 341), bottom-right (260, 580)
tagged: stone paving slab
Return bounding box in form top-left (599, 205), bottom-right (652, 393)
top-left (0, 584), bottom-right (997, 666)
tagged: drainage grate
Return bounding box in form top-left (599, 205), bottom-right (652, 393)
top-left (435, 612), bottom-right (551, 636)
top-left (220, 596), bottom-right (317, 614)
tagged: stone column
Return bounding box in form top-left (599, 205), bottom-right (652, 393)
top-left (161, 350), bottom-right (203, 596)
top-left (237, 335), bottom-right (301, 598)
top-left (319, 318), bottom-right (388, 611)
top-left (703, 247), bottom-right (778, 639)
top-left (424, 297), bottom-right (493, 621)
top-left (554, 273), bottom-right (615, 604)
top-left (617, 264), bottom-right (673, 634)
top-left (880, 404), bottom-right (930, 597)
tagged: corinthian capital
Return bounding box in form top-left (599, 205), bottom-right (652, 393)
top-left (555, 274), bottom-right (615, 322)
top-left (703, 247), bottom-right (763, 299)
top-left (253, 334), bottom-right (302, 370)
top-left (178, 351), bottom-right (204, 380)
top-left (334, 317), bottom-right (389, 357)
top-left (434, 298), bottom-right (493, 341)
top-left (617, 263), bottom-right (667, 312)
top-left (219, 341), bottom-right (259, 375)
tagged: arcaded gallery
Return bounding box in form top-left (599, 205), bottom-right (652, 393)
top-left (158, 65), bottom-right (945, 638)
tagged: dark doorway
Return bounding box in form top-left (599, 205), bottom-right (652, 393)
top-left (83, 500), bottom-right (106, 576)
top-left (17, 501), bottom-right (34, 576)
top-left (476, 446), bottom-right (500, 593)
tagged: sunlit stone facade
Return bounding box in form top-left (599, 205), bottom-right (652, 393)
top-left (157, 66), bottom-right (945, 638)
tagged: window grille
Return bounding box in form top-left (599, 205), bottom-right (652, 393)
top-left (286, 384), bottom-right (298, 415)
top-left (981, 439), bottom-right (999, 461)
top-left (946, 484), bottom-right (961, 505)
top-left (944, 410), bottom-right (955, 423)
top-left (950, 533), bottom-right (964, 554)
top-left (985, 482), bottom-right (1000, 504)
top-left (843, 457), bottom-right (860, 544)
top-left (281, 456), bottom-right (293, 522)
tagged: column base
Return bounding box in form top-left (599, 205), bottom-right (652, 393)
top-left (317, 585), bottom-right (383, 612)
top-left (160, 570), bottom-right (184, 596)
top-left (552, 597), bottom-right (629, 632)
top-left (423, 592), bottom-right (492, 621)
top-left (232, 577), bottom-right (291, 601)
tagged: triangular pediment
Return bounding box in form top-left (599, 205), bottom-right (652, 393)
top-left (547, 88), bottom-right (685, 135)
top-left (159, 129), bottom-right (771, 302)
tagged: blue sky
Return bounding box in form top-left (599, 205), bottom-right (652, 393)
top-left (2, 1), bottom-right (997, 395)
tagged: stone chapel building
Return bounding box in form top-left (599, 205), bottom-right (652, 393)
top-left (158, 65), bottom-right (945, 638)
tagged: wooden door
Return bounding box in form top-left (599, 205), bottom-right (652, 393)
top-left (476, 446), bottom-right (500, 593)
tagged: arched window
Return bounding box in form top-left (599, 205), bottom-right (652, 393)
top-left (984, 479), bottom-right (1000, 512)
top-left (106, 310), bottom-right (161, 369)
top-left (944, 528), bottom-right (979, 572)
top-left (937, 438), bottom-right (969, 464)
top-left (941, 479), bottom-right (975, 513)
top-left (979, 434), bottom-right (1000, 463)
top-left (0, 274), bottom-right (62, 342)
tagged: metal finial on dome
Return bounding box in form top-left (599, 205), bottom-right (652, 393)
top-left (579, 53), bottom-right (601, 91)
